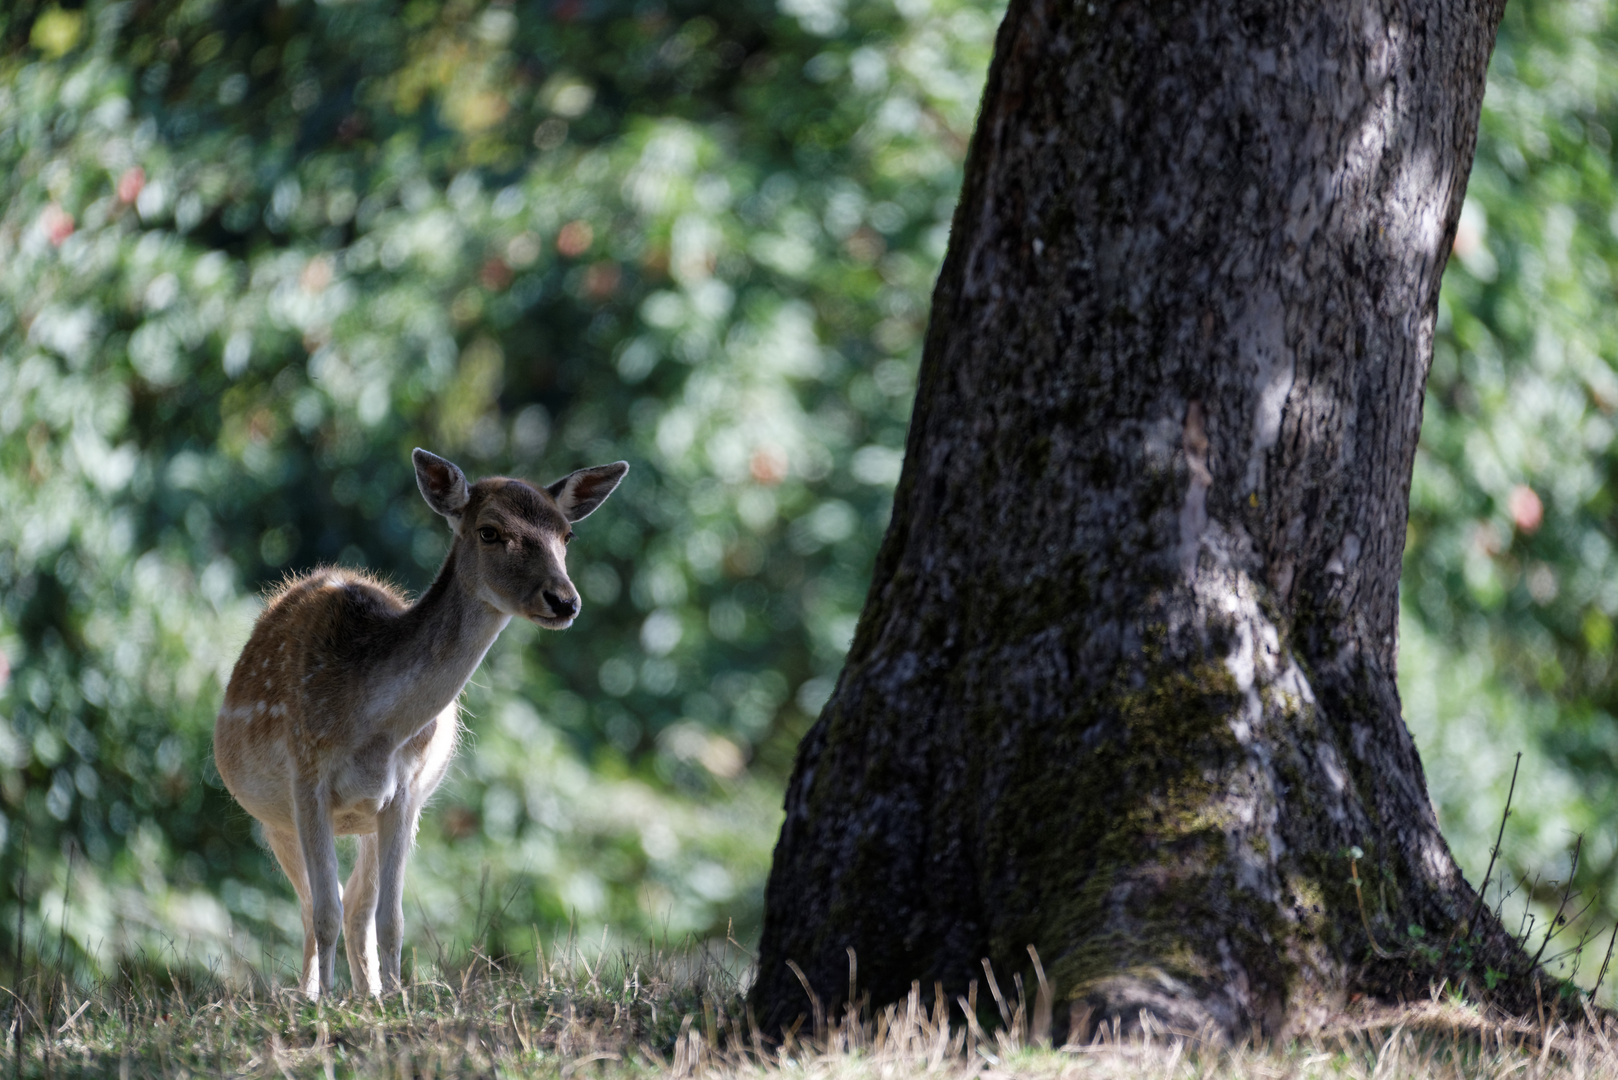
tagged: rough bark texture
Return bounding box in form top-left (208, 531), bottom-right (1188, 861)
top-left (753, 0), bottom-right (1516, 1039)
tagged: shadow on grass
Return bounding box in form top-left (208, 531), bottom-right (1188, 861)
top-left (6, 938), bottom-right (1618, 1079)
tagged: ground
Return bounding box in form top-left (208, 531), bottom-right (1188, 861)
top-left (9, 947), bottom-right (1617, 1079)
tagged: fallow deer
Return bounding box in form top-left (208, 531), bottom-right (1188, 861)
top-left (213, 449), bottom-right (627, 998)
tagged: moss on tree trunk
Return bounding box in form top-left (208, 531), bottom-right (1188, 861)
top-left (751, 0), bottom-right (1531, 1038)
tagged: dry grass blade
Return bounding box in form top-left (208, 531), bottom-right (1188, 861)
top-left (8, 937), bottom-right (1618, 1079)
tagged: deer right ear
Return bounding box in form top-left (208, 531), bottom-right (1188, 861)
top-left (413, 448), bottom-right (470, 520)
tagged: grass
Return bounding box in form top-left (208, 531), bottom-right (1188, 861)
top-left (6, 935), bottom-right (741, 1079)
top-left (7, 769), bottom-right (1615, 1079)
top-left (8, 937), bottom-right (1618, 1080)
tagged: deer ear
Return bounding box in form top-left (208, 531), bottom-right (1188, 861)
top-left (413, 448), bottom-right (469, 519)
top-left (547, 461), bottom-right (628, 523)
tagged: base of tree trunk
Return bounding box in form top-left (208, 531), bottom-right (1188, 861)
top-left (752, 570), bottom-right (1552, 1040)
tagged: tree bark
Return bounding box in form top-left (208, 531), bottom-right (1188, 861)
top-left (753, 0), bottom-right (1517, 1038)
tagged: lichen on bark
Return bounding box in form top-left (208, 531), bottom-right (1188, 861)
top-left (752, 0), bottom-right (1528, 1039)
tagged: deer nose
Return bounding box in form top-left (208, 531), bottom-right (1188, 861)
top-left (543, 591), bottom-right (578, 619)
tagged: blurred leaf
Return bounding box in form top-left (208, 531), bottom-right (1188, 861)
top-left (0, 0), bottom-right (1000, 977)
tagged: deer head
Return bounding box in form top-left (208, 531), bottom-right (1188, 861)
top-left (413, 448), bottom-right (627, 629)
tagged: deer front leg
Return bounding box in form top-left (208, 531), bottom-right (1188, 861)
top-left (344, 835), bottom-right (382, 996)
top-left (374, 798), bottom-right (419, 992)
top-left (265, 828), bottom-right (320, 998)
top-left (293, 781), bottom-right (343, 997)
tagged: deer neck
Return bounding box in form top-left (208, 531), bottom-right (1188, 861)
top-left (381, 547), bottom-right (511, 721)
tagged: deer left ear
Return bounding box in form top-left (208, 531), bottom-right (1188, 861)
top-left (547, 461), bottom-right (629, 522)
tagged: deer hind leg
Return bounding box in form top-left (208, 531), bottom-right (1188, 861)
top-left (374, 798), bottom-right (421, 992)
top-left (265, 827), bottom-right (320, 998)
top-left (293, 781), bottom-right (343, 998)
top-left (344, 834), bottom-right (382, 997)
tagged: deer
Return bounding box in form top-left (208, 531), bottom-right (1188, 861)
top-left (213, 448), bottom-right (627, 998)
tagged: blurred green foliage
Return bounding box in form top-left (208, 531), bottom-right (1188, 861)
top-left (5, 0), bottom-right (1618, 997)
top-left (1401, 0), bottom-right (1618, 968)
top-left (0, 0), bottom-right (994, 977)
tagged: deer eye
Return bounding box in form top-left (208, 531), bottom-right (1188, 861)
top-left (564, 532), bottom-right (575, 545)
top-left (477, 526), bottom-right (499, 544)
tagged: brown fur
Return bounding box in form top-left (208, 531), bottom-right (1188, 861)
top-left (213, 451), bottom-right (626, 997)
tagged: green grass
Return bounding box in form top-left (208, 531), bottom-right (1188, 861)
top-left (5, 938), bottom-right (741, 1078)
top-left (4, 942), bottom-right (1617, 1078)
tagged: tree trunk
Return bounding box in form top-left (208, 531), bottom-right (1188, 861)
top-left (753, 0), bottom-right (1517, 1038)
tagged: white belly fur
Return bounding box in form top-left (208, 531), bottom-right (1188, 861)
top-left (218, 704), bottom-right (460, 836)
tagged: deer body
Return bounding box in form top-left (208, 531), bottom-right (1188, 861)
top-left (214, 450), bottom-right (626, 997)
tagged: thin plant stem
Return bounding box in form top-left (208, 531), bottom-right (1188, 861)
top-left (1459, 752), bottom-right (1520, 947)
